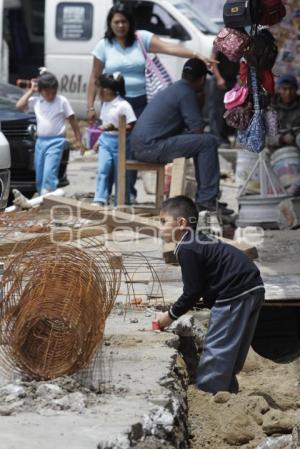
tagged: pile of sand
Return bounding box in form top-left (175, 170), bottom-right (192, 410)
top-left (189, 348), bottom-right (300, 449)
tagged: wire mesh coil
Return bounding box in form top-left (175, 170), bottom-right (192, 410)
top-left (0, 237), bottom-right (121, 380)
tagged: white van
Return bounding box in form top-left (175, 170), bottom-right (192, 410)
top-left (1, 0), bottom-right (218, 117)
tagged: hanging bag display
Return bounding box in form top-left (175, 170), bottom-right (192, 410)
top-left (258, 0), bottom-right (286, 26)
top-left (223, 0), bottom-right (258, 27)
top-left (246, 29), bottom-right (278, 70)
top-left (238, 66), bottom-right (266, 153)
top-left (136, 33), bottom-right (172, 102)
top-left (213, 28), bottom-right (251, 62)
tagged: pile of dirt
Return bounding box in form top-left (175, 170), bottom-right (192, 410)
top-left (189, 348), bottom-right (300, 449)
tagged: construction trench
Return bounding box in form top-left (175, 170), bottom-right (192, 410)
top-left (1, 156), bottom-right (300, 448)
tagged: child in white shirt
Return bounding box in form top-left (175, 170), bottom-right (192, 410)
top-left (93, 73), bottom-right (136, 206)
top-left (16, 71), bottom-right (85, 195)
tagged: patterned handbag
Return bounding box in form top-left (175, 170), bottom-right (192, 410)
top-left (224, 100), bottom-right (253, 129)
top-left (238, 66), bottom-right (266, 153)
top-left (213, 28), bottom-right (251, 62)
top-left (136, 33), bottom-right (172, 102)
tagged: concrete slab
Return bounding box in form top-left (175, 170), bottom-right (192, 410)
top-left (0, 311), bottom-right (189, 449)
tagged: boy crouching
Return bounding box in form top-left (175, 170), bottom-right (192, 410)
top-left (158, 196), bottom-right (265, 394)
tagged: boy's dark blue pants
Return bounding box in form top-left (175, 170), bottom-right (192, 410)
top-left (197, 289), bottom-right (265, 394)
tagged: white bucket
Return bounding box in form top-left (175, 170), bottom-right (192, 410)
top-left (270, 146), bottom-right (300, 188)
top-left (235, 151), bottom-right (260, 193)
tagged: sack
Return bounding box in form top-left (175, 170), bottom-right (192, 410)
top-left (224, 101), bottom-right (253, 129)
top-left (238, 67), bottom-right (266, 153)
top-left (264, 108), bottom-right (278, 137)
top-left (213, 28), bottom-right (251, 62)
top-left (258, 0), bottom-right (286, 26)
top-left (224, 84), bottom-right (249, 110)
top-left (223, 0), bottom-right (258, 27)
top-left (136, 33), bottom-right (172, 102)
top-left (247, 29), bottom-right (278, 70)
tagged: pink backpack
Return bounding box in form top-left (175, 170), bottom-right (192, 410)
top-left (213, 28), bottom-right (251, 62)
top-left (258, 0), bottom-right (286, 26)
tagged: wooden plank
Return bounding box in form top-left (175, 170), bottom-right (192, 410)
top-left (0, 225), bottom-right (107, 257)
top-left (117, 114), bottom-right (127, 206)
top-left (169, 157), bottom-right (186, 197)
top-left (42, 197), bottom-right (258, 259)
top-left (163, 236), bottom-right (258, 264)
top-left (126, 161), bottom-right (165, 171)
top-left (156, 165), bottom-right (165, 208)
top-left (43, 196), bottom-right (161, 237)
top-left (221, 237), bottom-right (258, 260)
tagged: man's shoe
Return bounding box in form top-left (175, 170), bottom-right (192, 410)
top-left (197, 202), bottom-right (234, 216)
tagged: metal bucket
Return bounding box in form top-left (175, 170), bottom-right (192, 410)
top-left (270, 146), bottom-right (300, 188)
top-left (235, 151), bottom-right (260, 193)
top-left (236, 194), bottom-right (290, 229)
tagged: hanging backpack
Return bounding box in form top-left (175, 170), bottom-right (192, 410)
top-left (213, 28), bottom-right (251, 62)
top-left (223, 0), bottom-right (259, 28)
top-left (246, 29), bottom-right (278, 70)
top-left (257, 0), bottom-right (286, 26)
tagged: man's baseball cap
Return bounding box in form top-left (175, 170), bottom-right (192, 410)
top-left (278, 74), bottom-right (299, 89)
top-left (182, 58), bottom-right (212, 79)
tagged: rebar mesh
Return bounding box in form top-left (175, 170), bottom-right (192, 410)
top-left (0, 237), bottom-right (121, 380)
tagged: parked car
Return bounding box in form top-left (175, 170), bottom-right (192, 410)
top-left (0, 83), bottom-right (69, 200)
top-left (0, 130), bottom-right (10, 211)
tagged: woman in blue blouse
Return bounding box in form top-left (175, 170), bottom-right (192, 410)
top-left (87, 3), bottom-right (212, 120)
top-left (86, 4), bottom-right (213, 201)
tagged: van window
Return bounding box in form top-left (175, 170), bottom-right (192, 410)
top-left (122, 1), bottom-right (190, 40)
top-left (56, 2), bottom-right (93, 40)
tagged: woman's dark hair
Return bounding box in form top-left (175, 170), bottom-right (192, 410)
top-left (105, 4), bottom-right (136, 47)
top-left (161, 196), bottom-right (199, 229)
top-left (37, 72), bottom-right (59, 91)
top-left (96, 73), bottom-right (126, 97)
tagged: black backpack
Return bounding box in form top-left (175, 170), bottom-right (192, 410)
top-left (223, 0), bottom-right (259, 28)
top-left (246, 29), bottom-right (278, 70)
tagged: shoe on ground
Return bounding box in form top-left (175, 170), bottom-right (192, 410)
top-left (91, 201), bottom-right (106, 207)
top-left (197, 202), bottom-right (234, 216)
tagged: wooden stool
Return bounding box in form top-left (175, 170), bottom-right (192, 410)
top-left (117, 115), bottom-right (187, 207)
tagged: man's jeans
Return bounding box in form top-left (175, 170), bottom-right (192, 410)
top-left (133, 133), bottom-right (220, 206)
top-left (35, 136), bottom-right (65, 194)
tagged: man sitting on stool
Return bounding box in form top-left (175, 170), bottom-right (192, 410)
top-left (131, 58), bottom-right (233, 216)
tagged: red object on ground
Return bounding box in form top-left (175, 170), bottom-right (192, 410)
top-left (152, 320), bottom-right (161, 331)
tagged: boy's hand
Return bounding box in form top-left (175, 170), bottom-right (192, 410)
top-left (157, 311), bottom-right (174, 330)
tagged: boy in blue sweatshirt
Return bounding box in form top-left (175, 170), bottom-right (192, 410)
top-left (158, 196), bottom-right (265, 394)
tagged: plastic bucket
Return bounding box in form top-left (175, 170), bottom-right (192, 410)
top-left (270, 146), bottom-right (300, 188)
top-left (235, 151), bottom-right (260, 193)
